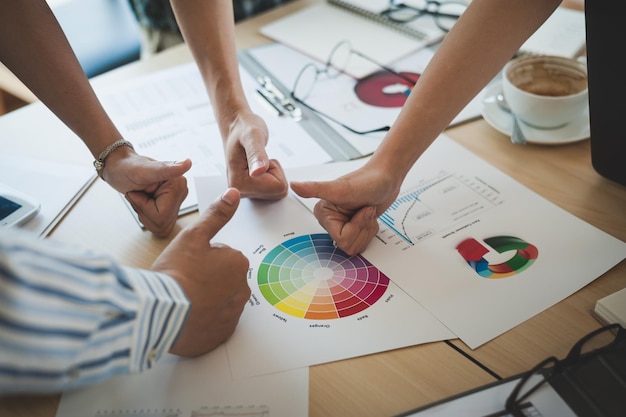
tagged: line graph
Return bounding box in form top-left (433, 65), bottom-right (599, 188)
top-left (377, 172), bottom-right (504, 249)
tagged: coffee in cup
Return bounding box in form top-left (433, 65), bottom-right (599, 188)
top-left (502, 55), bottom-right (588, 129)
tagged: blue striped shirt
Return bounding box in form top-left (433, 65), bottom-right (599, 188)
top-left (0, 228), bottom-right (190, 394)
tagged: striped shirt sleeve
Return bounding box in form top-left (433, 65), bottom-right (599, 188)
top-left (0, 228), bottom-right (190, 394)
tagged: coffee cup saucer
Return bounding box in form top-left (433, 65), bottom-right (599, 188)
top-left (481, 82), bottom-right (590, 145)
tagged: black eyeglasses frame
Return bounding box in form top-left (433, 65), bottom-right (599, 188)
top-left (380, 0), bottom-right (467, 33)
top-left (290, 41), bottom-right (418, 136)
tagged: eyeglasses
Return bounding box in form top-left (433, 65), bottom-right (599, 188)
top-left (380, 0), bottom-right (468, 32)
top-left (503, 323), bottom-right (626, 417)
top-left (503, 356), bottom-right (559, 417)
top-left (290, 41), bottom-right (418, 135)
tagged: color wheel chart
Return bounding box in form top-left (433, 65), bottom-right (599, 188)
top-left (258, 233), bottom-right (389, 320)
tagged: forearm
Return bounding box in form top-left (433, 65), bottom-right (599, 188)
top-left (0, 229), bottom-right (190, 394)
top-left (170, 0), bottom-right (251, 139)
top-left (0, 0), bottom-right (124, 158)
top-left (369, 0), bottom-right (562, 182)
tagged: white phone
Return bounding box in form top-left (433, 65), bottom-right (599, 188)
top-left (0, 183), bottom-right (41, 228)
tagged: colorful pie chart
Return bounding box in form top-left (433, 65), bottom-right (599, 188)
top-left (258, 233), bottom-right (390, 320)
top-left (456, 235), bottom-right (539, 278)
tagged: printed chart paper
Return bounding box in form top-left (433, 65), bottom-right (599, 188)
top-left (196, 182), bottom-right (455, 380)
top-left (247, 43), bottom-right (485, 157)
top-left (95, 61), bottom-right (332, 219)
top-left (288, 135), bottom-right (626, 349)
top-left (56, 345), bottom-right (308, 417)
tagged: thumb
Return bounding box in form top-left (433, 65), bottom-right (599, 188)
top-left (150, 159), bottom-right (193, 182)
top-left (246, 144), bottom-right (270, 177)
top-left (195, 188), bottom-right (241, 240)
top-left (290, 180), bottom-right (328, 199)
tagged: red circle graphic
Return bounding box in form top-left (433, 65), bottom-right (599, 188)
top-left (354, 71), bottom-right (420, 108)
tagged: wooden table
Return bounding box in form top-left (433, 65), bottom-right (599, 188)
top-left (446, 118), bottom-right (626, 375)
top-left (2, 1), bottom-right (623, 416)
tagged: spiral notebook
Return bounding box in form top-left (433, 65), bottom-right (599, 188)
top-left (259, 2), bottom-right (442, 78)
top-left (329, 0), bottom-right (586, 58)
top-left (327, 0), bottom-right (447, 42)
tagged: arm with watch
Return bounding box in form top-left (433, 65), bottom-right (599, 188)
top-left (0, 0), bottom-right (190, 237)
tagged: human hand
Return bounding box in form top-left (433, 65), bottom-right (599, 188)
top-left (223, 112), bottom-right (288, 200)
top-left (290, 165), bottom-right (401, 255)
top-left (101, 149), bottom-right (192, 237)
top-left (153, 187), bottom-right (251, 358)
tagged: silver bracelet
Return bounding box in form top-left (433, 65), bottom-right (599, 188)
top-left (93, 139), bottom-right (134, 178)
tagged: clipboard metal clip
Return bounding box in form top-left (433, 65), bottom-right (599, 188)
top-left (256, 76), bottom-right (302, 121)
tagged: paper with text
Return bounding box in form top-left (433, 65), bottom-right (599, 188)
top-left (196, 180), bottom-right (454, 380)
top-left (288, 135), bottom-right (626, 349)
top-left (247, 43), bottom-right (484, 157)
top-left (96, 61), bottom-right (332, 220)
top-left (56, 344), bottom-right (308, 417)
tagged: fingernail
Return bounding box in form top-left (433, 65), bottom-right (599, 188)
top-left (250, 160), bottom-right (264, 174)
top-left (220, 188), bottom-right (237, 205)
top-left (171, 159), bottom-right (192, 166)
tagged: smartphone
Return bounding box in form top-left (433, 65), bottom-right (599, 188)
top-left (0, 183), bottom-right (41, 228)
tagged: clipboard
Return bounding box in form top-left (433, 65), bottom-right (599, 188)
top-left (238, 42), bottom-right (487, 160)
top-left (238, 49), bottom-right (364, 162)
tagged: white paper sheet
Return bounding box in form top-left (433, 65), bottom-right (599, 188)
top-left (288, 135), bottom-right (626, 349)
top-left (56, 344), bottom-right (308, 417)
top-left (196, 179), bottom-right (455, 380)
top-left (0, 154), bottom-right (95, 237)
top-left (247, 43), bottom-right (484, 157)
top-left (95, 61), bottom-right (333, 222)
top-left (259, 2), bottom-right (436, 78)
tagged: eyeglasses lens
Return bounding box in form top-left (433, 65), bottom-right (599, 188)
top-left (293, 64), bottom-right (319, 101)
top-left (384, 0), bottom-right (424, 23)
top-left (327, 41), bottom-right (353, 78)
top-left (384, 1), bottom-right (467, 31)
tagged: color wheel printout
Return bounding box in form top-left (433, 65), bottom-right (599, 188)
top-left (288, 135), bottom-right (626, 349)
top-left (196, 181), bottom-right (455, 380)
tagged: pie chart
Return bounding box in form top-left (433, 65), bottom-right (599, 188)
top-left (258, 233), bottom-right (389, 320)
top-left (354, 70), bottom-right (420, 108)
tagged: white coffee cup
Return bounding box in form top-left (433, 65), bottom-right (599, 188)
top-left (502, 55), bottom-right (588, 129)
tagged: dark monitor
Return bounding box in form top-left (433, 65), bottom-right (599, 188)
top-left (585, 1), bottom-right (626, 186)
